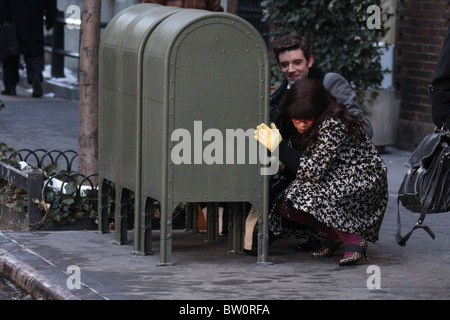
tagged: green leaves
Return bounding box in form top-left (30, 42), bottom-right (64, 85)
top-left (261, 0), bottom-right (391, 90)
top-left (1, 143), bottom-right (97, 229)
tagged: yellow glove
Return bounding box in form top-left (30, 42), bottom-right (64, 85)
top-left (254, 123), bottom-right (282, 152)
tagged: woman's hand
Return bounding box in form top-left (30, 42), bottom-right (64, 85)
top-left (254, 123), bottom-right (282, 152)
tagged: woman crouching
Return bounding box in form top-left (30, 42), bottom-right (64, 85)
top-left (255, 78), bottom-right (388, 266)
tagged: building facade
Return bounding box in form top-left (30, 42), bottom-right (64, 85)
top-left (394, 0), bottom-right (449, 150)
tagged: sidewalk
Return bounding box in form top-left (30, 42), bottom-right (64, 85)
top-left (1, 88), bottom-right (450, 302)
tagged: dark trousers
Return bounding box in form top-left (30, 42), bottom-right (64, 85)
top-left (2, 53), bottom-right (43, 90)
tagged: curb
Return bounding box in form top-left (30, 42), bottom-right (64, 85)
top-left (0, 248), bottom-right (80, 300)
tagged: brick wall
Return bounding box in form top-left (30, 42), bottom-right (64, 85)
top-left (394, 0), bottom-right (450, 150)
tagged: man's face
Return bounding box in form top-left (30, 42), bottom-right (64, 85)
top-left (278, 48), bottom-right (313, 84)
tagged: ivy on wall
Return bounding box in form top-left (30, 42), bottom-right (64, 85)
top-left (261, 0), bottom-right (391, 90)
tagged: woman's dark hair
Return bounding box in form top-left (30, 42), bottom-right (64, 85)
top-left (278, 78), bottom-right (365, 151)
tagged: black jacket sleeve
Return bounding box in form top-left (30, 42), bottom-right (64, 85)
top-left (277, 140), bottom-right (301, 173)
top-left (44, 0), bottom-right (58, 30)
top-left (431, 24), bottom-right (450, 129)
top-left (0, 0), bottom-right (8, 24)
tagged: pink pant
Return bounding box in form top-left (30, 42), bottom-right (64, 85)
top-left (278, 202), bottom-right (361, 246)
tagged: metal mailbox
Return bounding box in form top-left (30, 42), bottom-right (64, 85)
top-left (98, 4), bottom-right (270, 266)
top-left (98, 4), bottom-right (181, 248)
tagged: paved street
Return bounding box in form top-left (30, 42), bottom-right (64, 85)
top-left (0, 86), bottom-right (79, 162)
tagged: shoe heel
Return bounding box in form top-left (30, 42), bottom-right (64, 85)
top-left (32, 76), bottom-right (43, 98)
top-left (363, 247), bottom-right (369, 262)
top-left (338, 239), bottom-right (368, 266)
top-left (310, 238), bottom-right (342, 258)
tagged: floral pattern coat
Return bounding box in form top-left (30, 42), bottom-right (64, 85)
top-left (271, 117), bottom-right (388, 243)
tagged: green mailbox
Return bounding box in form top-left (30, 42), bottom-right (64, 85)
top-left (98, 4), bottom-right (270, 266)
top-left (98, 4), bottom-right (182, 250)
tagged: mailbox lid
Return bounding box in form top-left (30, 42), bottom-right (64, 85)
top-left (115, 5), bottom-right (182, 189)
top-left (99, 4), bottom-right (181, 186)
top-left (99, 4), bottom-right (157, 181)
top-left (100, 4), bottom-right (158, 91)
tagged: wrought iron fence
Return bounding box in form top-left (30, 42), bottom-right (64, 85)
top-left (10, 148), bottom-right (78, 172)
top-left (1, 148), bottom-right (98, 229)
top-left (44, 4), bottom-right (267, 80)
top-left (44, 11), bottom-right (108, 79)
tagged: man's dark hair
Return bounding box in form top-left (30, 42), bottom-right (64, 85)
top-left (273, 34), bottom-right (312, 64)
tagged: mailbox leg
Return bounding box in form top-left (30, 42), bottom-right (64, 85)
top-left (236, 202), bottom-right (246, 253)
top-left (141, 196), bottom-right (154, 255)
top-left (97, 178), bottom-right (110, 233)
top-left (227, 203), bottom-right (234, 252)
top-left (120, 189), bottom-right (129, 244)
top-left (185, 202), bottom-right (196, 231)
top-left (158, 199), bottom-right (172, 266)
top-left (113, 186), bottom-right (129, 245)
top-left (192, 203), bottom-right (198, 233)
top-left (257, 200), bottom-right (271, 265)
top-left (206, 203), bottom-right (219, 242)
top-left (228, 202), bottom-right (245, 253)
top-left (133, 190), bottom-right (142, 254)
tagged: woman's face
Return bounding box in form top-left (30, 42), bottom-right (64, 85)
top-left (291, 118), bottom-right (315, 134)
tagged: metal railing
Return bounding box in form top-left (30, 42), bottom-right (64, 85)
top-left (0, 148), bottom-right (97, 230)
top-left (0, 161), bottom-right (43, 228)
top-left (43, 5), bottom-right (267, 80)
top-left (43, 11), bottom-right (107, 79)
top-left (11, 148), bottom-right (78, 172)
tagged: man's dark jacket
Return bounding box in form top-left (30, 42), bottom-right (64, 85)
top-left (430, 24), bottom-right (450, 129)
top-left (0, 0), bottom-right (57, 56)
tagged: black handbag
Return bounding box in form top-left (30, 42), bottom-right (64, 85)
top-left (396, 125), bottom-right (450, 246)
top-left (0, 23), bottom-right (19, 60)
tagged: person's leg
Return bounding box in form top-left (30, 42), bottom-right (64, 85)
top-left (334, 229), bottom-right (368, 266)
top-left (1, 55), bottom-right (20, 95)
top-left (24, 53), bottom-right (43, 97)
top-left (279, 202), bottom-right (341, 257)
top-left (278, 202), bottom-right (338, 240)
top-left (243, 205), bottom-right (258, 252)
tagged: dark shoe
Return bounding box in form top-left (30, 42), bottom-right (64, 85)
top-left (1, 88), bottom-right (16, 96)
top-left (294, 239), bottom-right (321, 252)
top-left (243, 248), bottom-right (257, 256)
top-left (338, 239), bottom-right (369, 266)
top-left (32, 77), bottom-right (43, 98)
top-left (310, 238), bottom-right (342, 257)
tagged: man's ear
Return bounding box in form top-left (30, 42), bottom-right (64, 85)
top-left (308, 55), bottom-right (314, 68)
